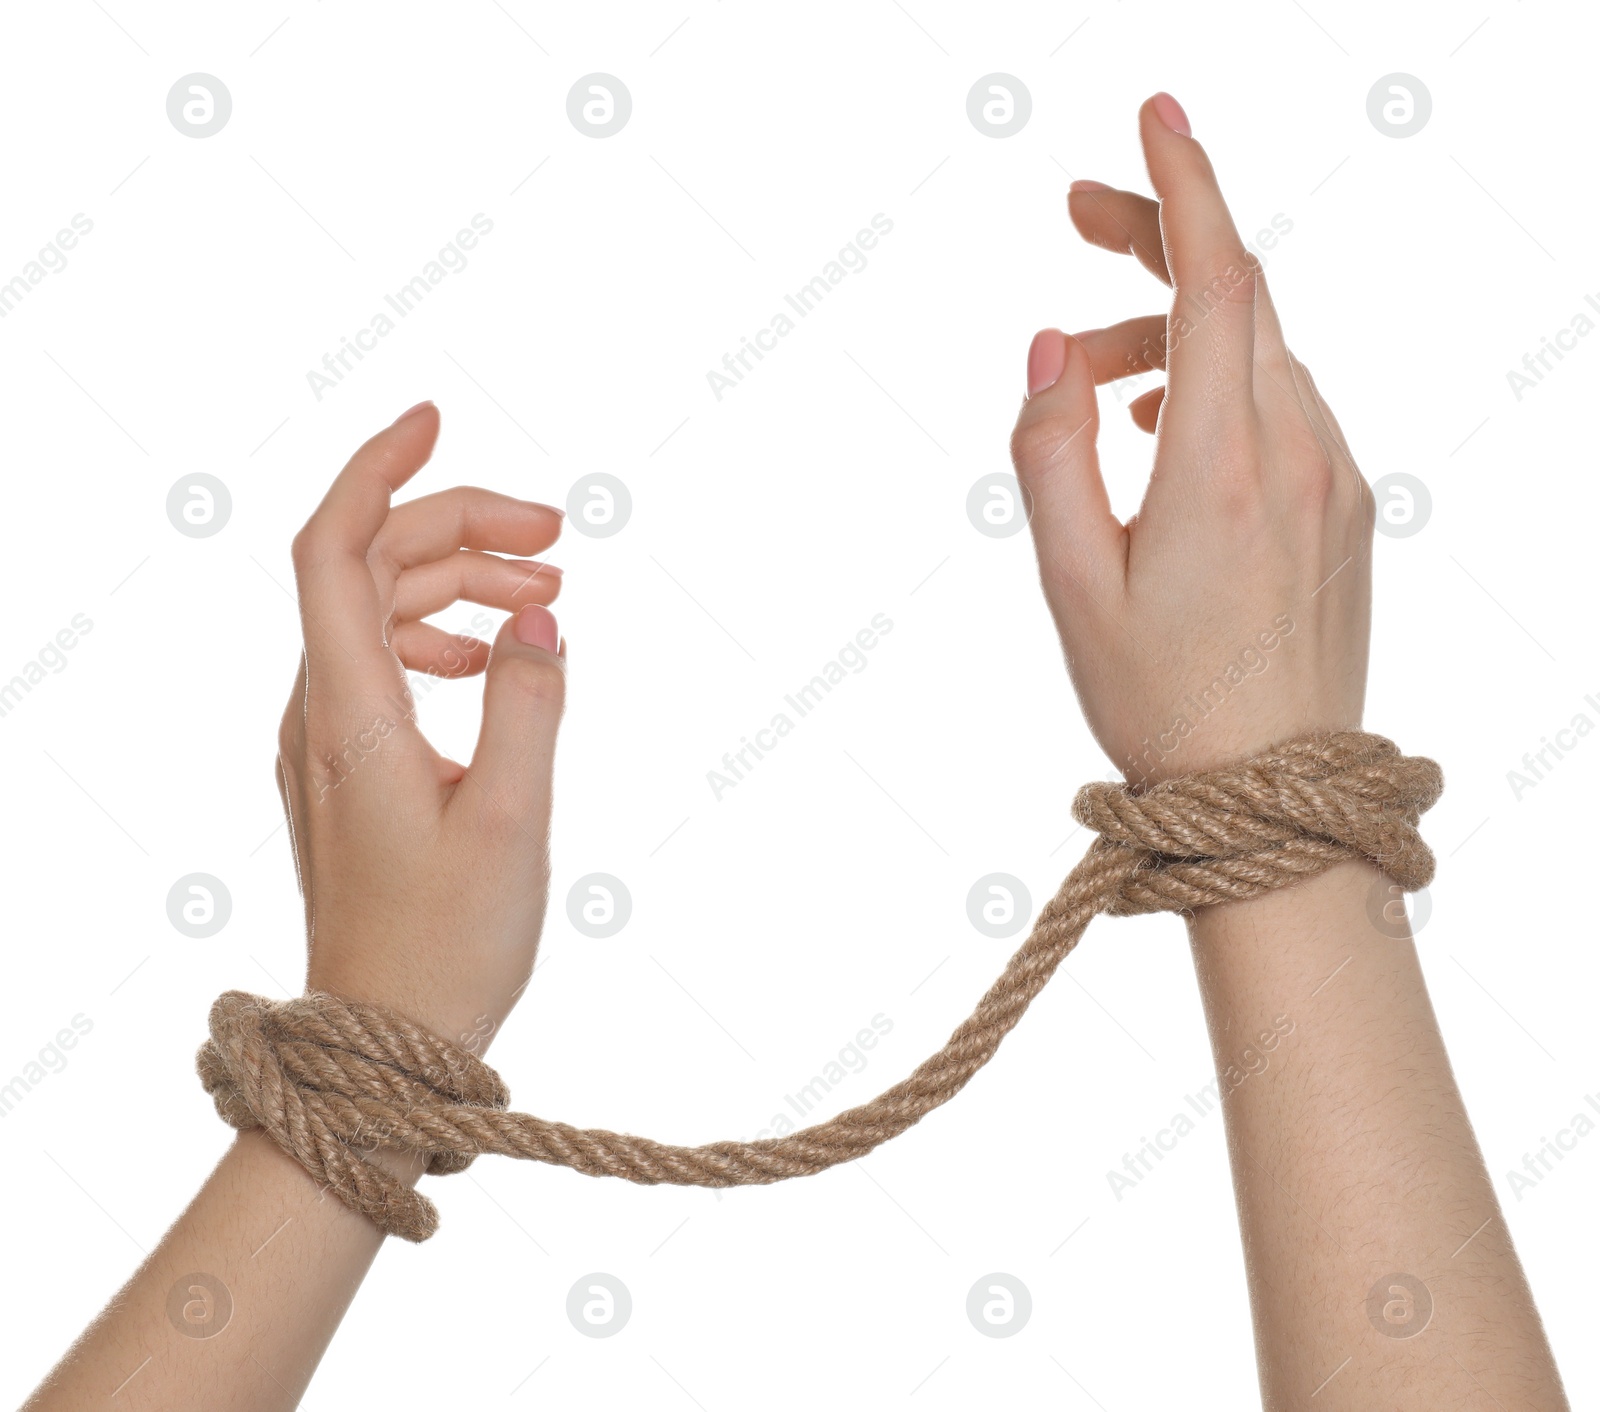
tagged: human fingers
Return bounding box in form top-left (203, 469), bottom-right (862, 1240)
top-left (391, 552), bottom-right (562, 623)
top-left (1011, 330), bottom-right (1127, 598)
top-left (1128, 387), bottom-right (1164, 434)
top-left (455, 606), bottom-right (565, 842)
top-left (1138, 93), bottom-right (1257, 428)
top-left (1074, 316), bottom-right (1169, 384)
top-left (291, 403), bottom-right (441, 698)
top-left (389, 622), bottom-right (493, 678)
top-left (1067, 182), bottom-right (1170, 284)
top-left (369, 488), bottom-right (563, 574)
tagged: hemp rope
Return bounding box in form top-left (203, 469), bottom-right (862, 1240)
top-left (197, 730), bottom-right (1442, 1242)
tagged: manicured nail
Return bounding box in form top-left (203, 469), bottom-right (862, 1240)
top-left (514, 604), bottom-right (559, 652)
top-left (519, 559), bottom-right (562, 577)
top-left (391, 400), bottom-right (435, 426)
top-left (1151, 92), bottom-right (1191, 137)
top-left (1027, 329), bottom-right (1068, 398)
top-left (1069, 179), bottom-right (1112, 193)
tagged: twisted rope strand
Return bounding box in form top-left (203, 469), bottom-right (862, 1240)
top-left (197, 730), bottom-right (1442, 1241)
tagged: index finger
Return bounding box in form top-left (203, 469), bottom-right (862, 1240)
top-left (291, 402), bottom-right (440, 697)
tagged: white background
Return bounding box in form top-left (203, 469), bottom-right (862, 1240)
top-left (0, 1), bottom-right (1594, 1406)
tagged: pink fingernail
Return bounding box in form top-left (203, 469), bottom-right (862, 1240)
top-left (392, 400), bottom-right (435, 426)
top-left (1151, 92), bottom-right (1191, 137)
top-left (1069, 179), bottom-right (1112, 193)
top-left (1027, 329), bottom-right (1068, 398)
top-left (514, 605), bottom-right (559, 652)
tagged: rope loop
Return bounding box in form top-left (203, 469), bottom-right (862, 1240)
top-left (197, 730), bottom-right (1441, 1241)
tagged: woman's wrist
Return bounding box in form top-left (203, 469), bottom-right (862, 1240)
top-left (1187, 857), bottom-right (1396, 952)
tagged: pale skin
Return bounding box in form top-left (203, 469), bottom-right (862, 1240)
top-left (1011, 94), bottom-right (1567, 1407)
top-left (24, 94), bottom-right (1565, 1409)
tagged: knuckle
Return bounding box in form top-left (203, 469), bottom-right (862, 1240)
top-left (1300, 448), bottom-right (1337, 501)
top-left (494, 652), bottom-right (566, 708)
top-left (1011, 412), bottom-right (1094, 478)
top-left (1353, 473), bottom-right (1379, 531)
top-left (1182, 247), bottom-right (1259, 311)
top-left (290, 522), bottom-right (332, 574)
top-left (276, 712), bottom-right (301, 763)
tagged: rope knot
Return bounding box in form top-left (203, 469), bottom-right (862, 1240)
top-left (1070, 731), bottom-right (1443, 916)
top-left (197, 989), bottom-right (510, 1241)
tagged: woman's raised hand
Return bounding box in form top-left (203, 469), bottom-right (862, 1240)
top-left (1010, 93), bottom-right (1375, 785)
top-left (276, 402), bottom-right (566, 1051)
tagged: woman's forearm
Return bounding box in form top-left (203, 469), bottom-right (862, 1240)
top-left (1188, 859), bottom-right (1567, 1409)
top-left (23, 1132), bottom-right (416, 1411)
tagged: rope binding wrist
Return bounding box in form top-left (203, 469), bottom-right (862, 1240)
top-left (196, 729), bottom-right (1443, 1242)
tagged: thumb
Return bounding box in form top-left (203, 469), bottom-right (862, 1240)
top-left (460, 605), bottom-right (565, 836)
top-left (1010, 330), bottom-right (1126, 595)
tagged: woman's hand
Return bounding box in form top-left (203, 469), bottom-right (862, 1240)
top-left (276, 401), bottom-right (567, 1053)
top-left (1011, 92), bottom-right (1375, 785)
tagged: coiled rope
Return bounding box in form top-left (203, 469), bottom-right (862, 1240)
top-left (197, 730), bottom-right (1442, 1241)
